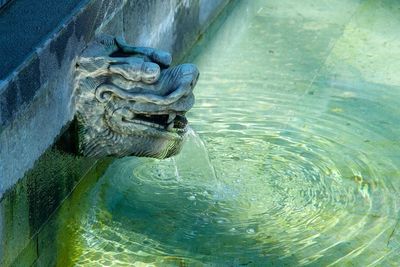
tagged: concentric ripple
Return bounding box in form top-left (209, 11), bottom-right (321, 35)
top-left (56, 0), bottom-right (400, 266)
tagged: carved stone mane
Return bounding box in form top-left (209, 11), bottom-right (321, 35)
top-left (74, 35), bottom-right (199, 158)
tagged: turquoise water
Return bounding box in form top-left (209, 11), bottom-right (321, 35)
top-left (57, 0), bottom-right (400, 266)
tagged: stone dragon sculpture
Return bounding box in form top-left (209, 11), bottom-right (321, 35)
top-left (74, 35), bottom-right (199, 158)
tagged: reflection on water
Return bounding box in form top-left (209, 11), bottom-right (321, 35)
top-left (58, 0), bottom-right (400, 266)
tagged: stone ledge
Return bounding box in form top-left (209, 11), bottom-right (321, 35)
top-left (0, 0), bottom-right (127, 129)
top-left (0, 0), bottom-right (85, 80)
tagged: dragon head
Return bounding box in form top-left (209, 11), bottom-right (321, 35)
top-left (74, 36), bottom-right (199, 158)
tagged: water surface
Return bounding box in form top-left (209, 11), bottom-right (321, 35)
top-left (57, 0), bottom-right (400, 266)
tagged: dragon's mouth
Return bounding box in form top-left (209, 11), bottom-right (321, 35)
top-left (123, 112), bottom-right (188, 134)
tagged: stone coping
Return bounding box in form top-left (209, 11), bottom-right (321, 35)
top-left (0, 0), bottom-right (85, 80)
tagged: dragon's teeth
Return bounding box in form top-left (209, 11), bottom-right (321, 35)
top-left (167, 113), bottom-right (176, 123)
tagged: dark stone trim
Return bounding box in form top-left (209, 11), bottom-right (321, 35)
top-left (0, 0), bottom-right (86, 80)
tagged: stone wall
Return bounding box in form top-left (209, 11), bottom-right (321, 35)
top-left (0, 151), bottom-right (110, 267)
top-left (0, 0), bottom-right (230, 200)
top-left (0, 0), bottom-right (231, 265)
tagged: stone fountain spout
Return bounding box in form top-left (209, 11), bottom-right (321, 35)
top-left (74, 35), bottom-right (200, 158)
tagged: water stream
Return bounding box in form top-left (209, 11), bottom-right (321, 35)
top-left (56, 0), bottom-right (400, 266)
